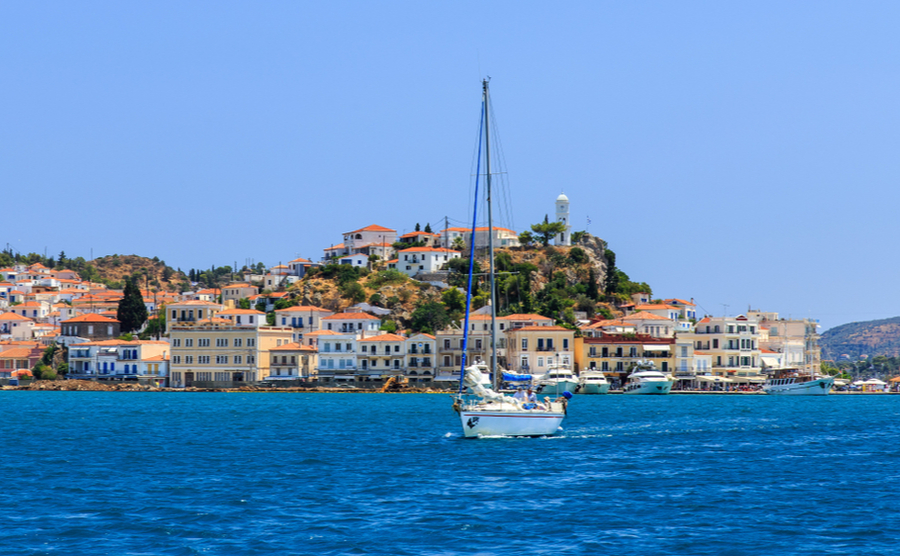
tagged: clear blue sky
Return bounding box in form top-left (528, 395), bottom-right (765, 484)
top-left (3, 1), bottom-right (900, 332)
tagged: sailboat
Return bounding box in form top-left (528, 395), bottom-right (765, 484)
top-left (452, 79), bottom-right (569, 438)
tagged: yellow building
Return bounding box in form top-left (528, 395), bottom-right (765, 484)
top-left (169, 320), bottom-right (292, 387)
top-left (505, 325), bottom-right (575, 374)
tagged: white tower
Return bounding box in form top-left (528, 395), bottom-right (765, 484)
top-left (554, 192), bottom-right (571, 246)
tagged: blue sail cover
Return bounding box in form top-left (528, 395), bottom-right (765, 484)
top-left (503, 372), bottom-right (532, 381)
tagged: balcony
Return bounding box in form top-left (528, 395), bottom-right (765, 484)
top-left (536, 346), bottom-right (555, 352)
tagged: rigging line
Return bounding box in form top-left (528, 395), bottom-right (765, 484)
top-left (459, 99), bottom-right (485, 396)
top-left (485, 93), bottom-right (516, 233)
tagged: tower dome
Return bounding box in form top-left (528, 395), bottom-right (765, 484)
top-left (556, 192), bottom-right (569, 202)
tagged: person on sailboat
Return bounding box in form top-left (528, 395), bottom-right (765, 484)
top-left (525, 387), bottom-right (537, 403)
top-left (513, 387), bottom-right (526, 402)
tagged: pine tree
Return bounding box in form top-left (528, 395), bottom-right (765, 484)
top-left (415, 223), bottom-right (421, 232)
top-left (424, 223), bottom-right (432, 233)
top-left (117, 278), bottom-right (148, 333)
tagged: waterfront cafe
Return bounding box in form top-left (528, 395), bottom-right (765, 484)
top-left (890, 376), bottom-right (900, 392)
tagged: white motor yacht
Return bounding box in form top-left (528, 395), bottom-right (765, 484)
top-left (576, 370), bottom-right (610, 394)
top-left (622, 361), bottom-right (674, 395)
top-left (537, 366), bottom-right (579, 396)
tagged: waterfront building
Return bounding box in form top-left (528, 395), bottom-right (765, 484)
top-left (168, 320), bottom-right (292, 387)
top-left (0, 344), bottom-right (43, 379)
top-left (66, 339), bottom-right (170, 385)
top-left (748, 310), bottom-right (821, 375)
top-left (268, 342), bottom-right (317, 380)
top-left (57, 313), bottom-right (120, 346)
top-left (506, 325), bottom-right (575, 374)
top-left (405, 333), bottom-right (436, 382)
top-left (315, 331), bottom-right (359, 381)
top-left (575, 334), bottom-right (675, 381)
top-left (357, 333), bottom-right (406, 376)
top-left (684, 315), bottom-right (763, 380)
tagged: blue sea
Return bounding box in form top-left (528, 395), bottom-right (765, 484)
top-left (1, 392), bottom-right (898, 556)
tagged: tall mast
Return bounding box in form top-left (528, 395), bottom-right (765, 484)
top-left (483, 79), bottom-right (498, 387)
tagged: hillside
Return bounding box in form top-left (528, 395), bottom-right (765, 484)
top-left (89, 254), bottom-right (187, 292)
top-left (819, 316), bottom-right (900, 360)
top-left (284, 234), bottom-right (637, 330)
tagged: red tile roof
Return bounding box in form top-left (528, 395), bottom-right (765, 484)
top-left (61, 314), bottom-right (120, 324)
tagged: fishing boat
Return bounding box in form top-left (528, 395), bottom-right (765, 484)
top-left (622, 360), bottom-right (674, 395)
top-left (453, 80), bottom-right (568, 437)
top-left (576, 370), bottom-right (610, 394)
top-left (536, 365), bottom-right (579, 396)
top-left (763, 368), bottom-right (833, 396)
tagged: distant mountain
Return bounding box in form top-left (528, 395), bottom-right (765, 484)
top-left (819, 316), bottom-right (900, 360)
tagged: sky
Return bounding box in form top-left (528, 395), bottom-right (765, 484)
top-left (3, 1), bottom-right (900, 332)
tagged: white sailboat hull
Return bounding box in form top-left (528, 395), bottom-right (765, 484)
top-left (763, 377), bottom-right (834, 396)
top-left (622, 379), bottom-right (673, 395)
top-left (459, 409), bottom-right (565, 437)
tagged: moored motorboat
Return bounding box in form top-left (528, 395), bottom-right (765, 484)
top-left (537, 366), bottom-right (579, 396)
top-left (763, 368), bottom-right (834, 395)
top-left (576, 370), bottom-right (610, 394)
top-left (622, 361), bottom-right (674, 395)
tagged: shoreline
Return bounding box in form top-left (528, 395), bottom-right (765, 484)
top-left (2, 381), bottom-right (896, 395)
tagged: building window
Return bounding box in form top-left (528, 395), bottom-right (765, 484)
top-left (563, 338), bottom-right (569, 350)
top-left (537, 357), bottom-right (544, 367)
top-left (521, 339), bottom-right (528, 350)
top-left (247, 339), bottom-right (256, 347)
top-left (234, 338), bottom-right (242, 347)
top-left (185, 356), bottom-right (194, 364)
top-left (234, 355), bottom-right (242, 364)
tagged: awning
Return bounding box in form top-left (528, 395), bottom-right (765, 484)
top-left (642, 345), bottom-right (670, 351)
top-left (696, 375), bottom-right (730, 383)
top-left (503, 372), bottom-right (532, 381)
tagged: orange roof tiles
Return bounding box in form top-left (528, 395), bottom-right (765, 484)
top-left (0, 312), bottom-right (33, 321)
top-left (218, 308), bottom-right (265, 315)
top-left (304, 330), bottom-right (340, 337)
top-left (0, 347), bottom-right (40, 358)
top-left (361, 333), bottom-right (406, 342)
top-left (623, 312), bottom-right (670, 321)
top-left (61, 314), bottom-right (120, 324)
top-left (321, 312), bottom-right (379, 320)
top-left (397, 247), bottom-right (460, 254)
top-left (511, 325), bottom-right (571, 332)
top-left (324, 243), bottom-right (346, 251)
top-left (274, 306), bottom-right (330, 313)
top-left (634, 304), bottom-right (679, 311)
top-left (346, 224), bottom-right (396, 234)
top-left (500, 314), bottom-right (553, 321)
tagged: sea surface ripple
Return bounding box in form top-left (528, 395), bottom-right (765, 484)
top-left (1, 392), bottom-right (898, 555)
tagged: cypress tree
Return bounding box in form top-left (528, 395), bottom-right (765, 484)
top-left (586, 267), bottom-right (599, 300)
top-left (117, 278), bottom-right (148, 333)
